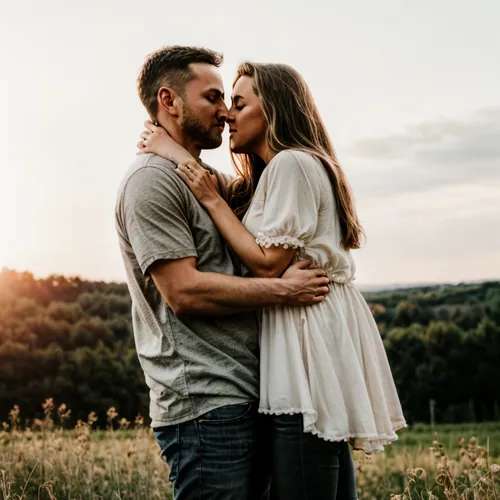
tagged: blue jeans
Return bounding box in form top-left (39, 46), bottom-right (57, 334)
top-left (270, 414), bottom-right (358, 500)
top-left (154, 403), bottom-right (271, 500)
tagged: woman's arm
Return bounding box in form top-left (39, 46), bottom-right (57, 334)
top-left (138, 122), bottom-right (295, 277)
top-left (138, 121), bottom-right (221, 193)
top-left (175, 161), bottom-right (296, 278)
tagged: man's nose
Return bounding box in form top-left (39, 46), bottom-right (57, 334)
top-left (218, 102), bottom-right (229, 122)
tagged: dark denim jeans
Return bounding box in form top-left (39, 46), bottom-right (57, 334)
top-left (154, 403), bottom-right (271, 500)
top-left (270, 414), bottom-right (358, 500)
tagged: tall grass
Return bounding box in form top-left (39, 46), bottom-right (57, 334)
top-left (0, 400), bottom-right (171, 499)
top-left (1, 400), bottom-right (499, 499)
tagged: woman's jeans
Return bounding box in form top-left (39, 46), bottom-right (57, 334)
top-left (270, 413), bottom-right (358, 500)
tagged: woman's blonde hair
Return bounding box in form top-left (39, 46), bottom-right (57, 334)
top-left (229, 62), bottom-right (364, 250)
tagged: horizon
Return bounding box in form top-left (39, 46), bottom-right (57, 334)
top-left (2, 0), bottom-right (499, 284)
top-left (1, 266), bottom-right (498, 292)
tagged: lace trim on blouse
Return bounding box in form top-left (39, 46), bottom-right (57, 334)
top-left (255, 232), bottom-right (305, 250)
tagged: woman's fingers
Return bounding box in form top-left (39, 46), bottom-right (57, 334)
top-left (140, 131), bottom-right (151, 141)
top-left (174, 167), bottom-right (191, 185)
top-left (177, 163), bottom-right (195, 182)
top-left (136, 141), bottom-right (147, 154)
top-left (184, 159), bottom-right (204, 174)
top-left (144, 120), bottom-right (159, 132)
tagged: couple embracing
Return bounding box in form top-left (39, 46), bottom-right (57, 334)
top-left (115, 45), bottom-right (406, 500)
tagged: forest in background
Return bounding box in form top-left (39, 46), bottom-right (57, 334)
top-left (1, 268), bottom-right (499, 427)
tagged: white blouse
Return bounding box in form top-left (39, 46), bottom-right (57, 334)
top-left (243, 150), bottom-right (406, 453)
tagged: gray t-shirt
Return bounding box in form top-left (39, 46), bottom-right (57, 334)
top-left (115, 153), bottom-right (260, 427)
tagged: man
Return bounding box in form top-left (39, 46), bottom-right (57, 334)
top-left (115, 46), bottom-right (329, 500)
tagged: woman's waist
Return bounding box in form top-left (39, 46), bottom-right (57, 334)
top-left (295, 252), bottom-right (356, 286)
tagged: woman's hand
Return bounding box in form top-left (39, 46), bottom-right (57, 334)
top-left (175, 160), bottom-right (221, 206)
top-left (138, 121), bottom-right (194, 164)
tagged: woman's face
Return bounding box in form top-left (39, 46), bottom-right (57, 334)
top-left (228, 75), bottom-right (268, 154)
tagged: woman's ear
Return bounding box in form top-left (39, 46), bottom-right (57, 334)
top-left (157, 86), bottom-right (181, 117)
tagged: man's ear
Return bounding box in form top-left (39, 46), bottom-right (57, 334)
top-left (157, 86), bottom-right (181, 117)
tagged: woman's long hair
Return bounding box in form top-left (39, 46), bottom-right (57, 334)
top-left (229, 62), bottom-right (364, 250)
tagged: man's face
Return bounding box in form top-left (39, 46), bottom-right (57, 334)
top-left (179, 63), bottom-right (228, 150)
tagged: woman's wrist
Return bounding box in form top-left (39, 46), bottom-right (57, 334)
top-left (203, 193), bottom-right (225, 211)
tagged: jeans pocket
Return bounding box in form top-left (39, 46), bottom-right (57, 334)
top-left (154, 425), bottom-right (179, 482)
top-left (197, 403), bottom-right (254, 424)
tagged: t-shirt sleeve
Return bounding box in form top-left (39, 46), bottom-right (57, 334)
top-left (121, 166), bottom-right (198, 274)
top-left (256, 151), bottom-right (322, 249)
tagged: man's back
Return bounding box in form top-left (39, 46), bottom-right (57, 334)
top-left (115, 153), bottom-right (259, 427)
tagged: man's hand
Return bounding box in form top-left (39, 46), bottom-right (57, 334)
top-left (281, 260), bottom-right (330, 306)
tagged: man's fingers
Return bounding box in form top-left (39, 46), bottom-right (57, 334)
top-left (315, 286), bottom-right (330, 296)
top-left (312, 268), bottom-right (327, 277)
top-left (311, 276), bottom-right (329, 287)
top-left (292, 260), bottom-right (312, 270)
top-left (312, 295), bottom-right (326, 303)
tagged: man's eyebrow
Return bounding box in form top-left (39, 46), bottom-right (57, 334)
top-left (206, 88), bottom-right (225, 99)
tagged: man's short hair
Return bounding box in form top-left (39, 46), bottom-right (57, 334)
top-left (137, 45), bottom-right (223, 119)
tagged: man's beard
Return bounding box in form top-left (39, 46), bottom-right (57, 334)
top-left (181, 103), bottom-right (222, 150)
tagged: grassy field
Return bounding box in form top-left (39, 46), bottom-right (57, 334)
top-left (1, 402), bottom-right (500, 499)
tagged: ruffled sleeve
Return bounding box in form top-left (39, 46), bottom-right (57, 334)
top-left (255, 150), bottom-right (323, 249)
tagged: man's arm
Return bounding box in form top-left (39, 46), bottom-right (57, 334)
top-left (150, 257), bottom-right (329, 317)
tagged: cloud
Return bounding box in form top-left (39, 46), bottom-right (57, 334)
top-left (346, 106), bottom-right (500, 198)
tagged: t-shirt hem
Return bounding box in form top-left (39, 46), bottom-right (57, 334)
top-left (150, 397), bottom-right (258, 429)
top-left (140, 249), bottom-right (198, 275)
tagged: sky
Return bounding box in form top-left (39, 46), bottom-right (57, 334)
top-left (1, 0), bottom-right (499, 285)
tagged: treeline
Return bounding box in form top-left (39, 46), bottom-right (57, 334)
top-left (1, 268), bottom-right (499, 426)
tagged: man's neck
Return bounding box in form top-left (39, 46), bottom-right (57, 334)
top-left (159, 119), bottom-right (201, 160)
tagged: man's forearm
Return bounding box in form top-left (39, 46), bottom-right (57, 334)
top-left (176, 270), bottom-right (289, 316)
top-left (151, 256), bottom-right (327, 317)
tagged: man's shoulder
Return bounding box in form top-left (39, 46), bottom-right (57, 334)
top-left (117, 154), bottom-right (184, 196)
top-left (123, 154), bottom-right (177, 183)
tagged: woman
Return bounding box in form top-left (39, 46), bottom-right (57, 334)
top-left (139, 62), bottom-right (406, 499)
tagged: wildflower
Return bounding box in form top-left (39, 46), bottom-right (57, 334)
top-left (107, 407), bottom-right (119, 423)
top-left (414, 467), bottom-right (426, 480)
top-left (42, 398), bottom-right (55, 416)
top-left (8, 405), bottom-right (20, 431)
top-left (57, 403), bottom-right (72, 428)
top-left (119, 417), bottom-right (131, 429)
top-left (87, 411), bottom-right (98, 427)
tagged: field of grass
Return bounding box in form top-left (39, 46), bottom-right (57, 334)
top-left (1, 402), bottom-right (500, 499)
